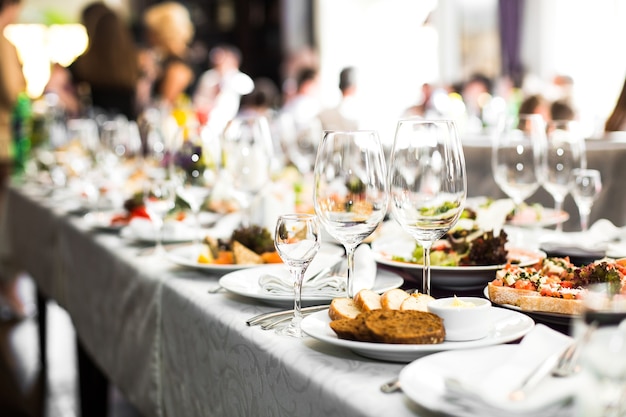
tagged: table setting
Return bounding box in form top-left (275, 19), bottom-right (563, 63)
top-left (8, 109), bottom-right (626, 417)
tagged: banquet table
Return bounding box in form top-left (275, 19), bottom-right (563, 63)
top-left (462, 136), bottom-right (626, 231)
top-left (0, 184), bottom-right (448, 417)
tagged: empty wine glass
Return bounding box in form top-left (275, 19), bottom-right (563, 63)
top-left (143, 178), bottom-right (176, 255)
top-left (543, 120), bottom-right (586, 231)
top-left (221, 114), bottom-right (274, 226)
top-left (314, 130), bottom-right (388, 298)
top-left (274, 213), bottom-right (321, 337)
top-left (388, 119), bottom-right (466, 296)
top-left (570, 168), bottom-right (602, 232)
top-left (174, 125), bottom-right (221, 250)
top-left (492, 114), bottom-right (547, 213)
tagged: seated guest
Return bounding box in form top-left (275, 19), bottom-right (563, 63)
top-left (318, 66), bottom-right (363, 131)
top-left (605, 78), bottom-right (626, 132)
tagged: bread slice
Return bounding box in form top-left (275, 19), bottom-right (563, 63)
top-left (364, 310), bottom-right (445, 344)
top-left (329, 314), bottom-right (375, 342)
top-left (518, 295), bottom-right (583, 315)
top-left (400, 293), bottom-right (435, 312)
top-left (354, 289), bottom-right (382, 312)
top-left (232, 241), bottom-right (263, 265)
top-left (328, 297), bottom-right (362, 321)
top-left (487, 282), bottom-right (536, 307)
top-left (380, 288), bottom-right (410, 310)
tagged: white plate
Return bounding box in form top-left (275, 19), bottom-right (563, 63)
top-left (83, 210), bottom-right (127, 232)
top-left (399, 344), bottom-right (578, 416)
top-left (219, 264), bottom-right (403, 308)
top-left (371, 237), bottom-right (546, 290)
top-left (120, 218), bottom-right (196, 243)
top-left (300, 307), bottom-right (534, 362)
top-left (507, 207), bottom-right (569, 228)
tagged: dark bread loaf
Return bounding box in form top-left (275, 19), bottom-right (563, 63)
top-left (330, 309), bottom-right (445, 344)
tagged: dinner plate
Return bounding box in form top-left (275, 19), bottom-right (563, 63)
top-left (507, 207), bottom-right (569, 228)
top-left (399, 344), bottom-right (579, 416)
top-left (371, 237), bottom-right (546, 291)
top-left (483, 286), bottom-right (574, 332)
top-left (219, 262), bottom-right (403, 308)
top-left (83, 210), bottom-right (127, 232)
top-left (120, 218), bottom-right (196, 243)
top-left (300, 307), bottom-right (534, 362)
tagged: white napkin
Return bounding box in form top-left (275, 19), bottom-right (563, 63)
top-left (476, 198), bottom-right (516, 235)
top-left (258, 245), bottom-right (377, 297)
top-left (539, 219), bottom-right (626, 256)
top-left (444, 324), bottom-right (575, 415)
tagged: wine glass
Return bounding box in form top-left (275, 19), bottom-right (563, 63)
top-left (388, 119), bottom-right (466, 296)
top-left (143, 178), bottom-right (176, 255)
top-left (492, 114), bottom-right (547, 214)
top-left (543, 120), bottom-right (586, 231)
top-left (221, 114), bottom-right (274, 226)
top-left (570, 168), bottom-right (602, 232)
top-left (273, 213), bottom-right (321, 337)
top-left (313, 130), bottom-right (388, 298)
top-left (173, 125), bottom-right (221, 251)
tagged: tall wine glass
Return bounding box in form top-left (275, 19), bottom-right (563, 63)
top-left (543, 120), bottom-right (586, 231)
top-left (174, 124), bottom-right (221, 251)
top-left (388, 119), bottom-right (466, 296)
top-left (570, 168), bottom-right (602, 231)
top-left (274, 213), bottom-right (320, 337)
top-left (313, 130), bottom-right (388, 298)
top-left (143, 178), bottom-right (176, 255)
top-left (492, 114), bottom-right (547, 213)
top-left (221, 114), bottom-right (274, 226)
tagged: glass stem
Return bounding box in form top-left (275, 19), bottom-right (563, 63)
top-left (579, 207), bottom-right (591, 232)
top-left (554, 197), bottom-right (564, 232)
top-left (422, 242), bottom-right (433, 296)
top-left (345, 244), bottom-right (357, 298)
top-left (292, 267), bottom-right (305, 326)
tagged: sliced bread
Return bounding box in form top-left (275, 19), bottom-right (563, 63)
top-left (354, 289), bottom-right (382, 311)
top-left (380, 288), bottom-right (410, 310)
top-left (400, 292), bottom-right (435, 312)
top-left (328, 297), bottom-right (362, 321)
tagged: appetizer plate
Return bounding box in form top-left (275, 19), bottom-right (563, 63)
top-left (219, 263), bottom-right (403, 308)
top-left (120, 218), bottom-right (196, 243)
top-left (507, 207), bottom-right (569, 228)
top-left (371, 237), bottom-right (546, 291)
top-left (483, 287), bottom-right (574, 331)
top-left (168, 243), bottom-right (344, 274)
top-left (300, 307), bottom-right (534, 362)
top-left (83, 210), bottom-right (127, 232)
top-left (399, 344), bottom-right (579, 415)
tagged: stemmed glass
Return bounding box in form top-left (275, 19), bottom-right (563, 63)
top-left (570, 168), bottom-right (602, 231)
top-left (543, 120), bottom-right (586, 231)
top-left (492, 114), bottom-right (547, 214)
top-left (143, 178), bottom-right (176, 255)
top-left (388, 119), bottom-right (466, 296)
top-left (221, 114), bottom-right (274, 226)
top-left (273, 213), bottom-right (321, 337)
top-left (174, 125), bottom-right (221, 251)
top-left (313, 130), bottom-right (388, 298)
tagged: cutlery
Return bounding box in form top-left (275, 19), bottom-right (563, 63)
top-left (246, 304), bottom-right (329, 326)
top-left (207, 285), bottom-right (225, 294)
top-left (380, 378), bottom-right (402, 393)
top-left (305, 258), bottom-right (344, 283)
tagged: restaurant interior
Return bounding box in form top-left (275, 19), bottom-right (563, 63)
top-left (2, 0), bottom-right (626, 416)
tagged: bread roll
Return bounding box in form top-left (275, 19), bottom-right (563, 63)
top-left (328, 298), bottom-right (362, 320)
top-left (354, 289), bottom-right (382, 311)
top-left (400, 293), bottom-right (434, 312)
top-left (380, 288), bottom-right (410, 310)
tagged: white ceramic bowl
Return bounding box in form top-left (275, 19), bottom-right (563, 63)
top-left (427, 297), bottom-right (492, 341)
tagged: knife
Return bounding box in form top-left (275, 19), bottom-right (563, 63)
top-left (246, 304), bottom-right (329, 326)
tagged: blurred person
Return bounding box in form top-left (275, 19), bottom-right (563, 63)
top-left (605, 78), bottom-right (626, 132)
top-left (403, 82), bottom-right (435, 118)
top-left (69, 3), bottom-right (140, 119)
top-left (461, 73), bottom-right (493, 118)
top-left (519, 94), bottom-right (551, 121)
top-left (142, 1), bottom-right (195, 107)
top-left (280, 66), bottom-right (321, 131)
top-left (193, 44), bottom-right (254, 132)
top-left (238, 77), bottom-right (281, 118)
top-left (550, 99), bottom-right (575, 121)
top-left (0, 0), bottom-right (26, 319)
top-left (318, 66), bottom-right (363, 131)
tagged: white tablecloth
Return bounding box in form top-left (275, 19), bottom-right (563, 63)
top-left (0, 185), bottom-right (441, 417)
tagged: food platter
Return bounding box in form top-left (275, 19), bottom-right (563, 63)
top-left (371, 236), bottom-right (545, 291)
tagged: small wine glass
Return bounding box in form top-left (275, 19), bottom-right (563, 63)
top-left (314, 130), bottom-right (388, 298)
top-left (543, 120), bottom-right (586, 231)
top-left (174, 125), bottom-right (221, 251)
top-left (570, 168), bottom-right (602, 232)
top-left (274, 213), bottom-right (321, 337)
top-left (492, 114), bottom-right (547, 214)
top-left (143, 178), bottom-right (176, 255)
top-left (388, 119), bottom-right (466, 296)
top-left (221, 114), bottom-right (274, 226)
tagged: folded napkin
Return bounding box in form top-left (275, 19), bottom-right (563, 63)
top-left (475, 198), bottom-right (516, 235)
top-left (122, 217), bottom-right (195, 242)
top-left (443, 324), bottom-right (576, 416)
top-left (259, 245), bottom-right (377, 297)
top-left (539, 219), bottom-right (626, 257)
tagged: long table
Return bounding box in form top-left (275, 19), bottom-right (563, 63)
top-left (1, 186), bottom-right (445, 417)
